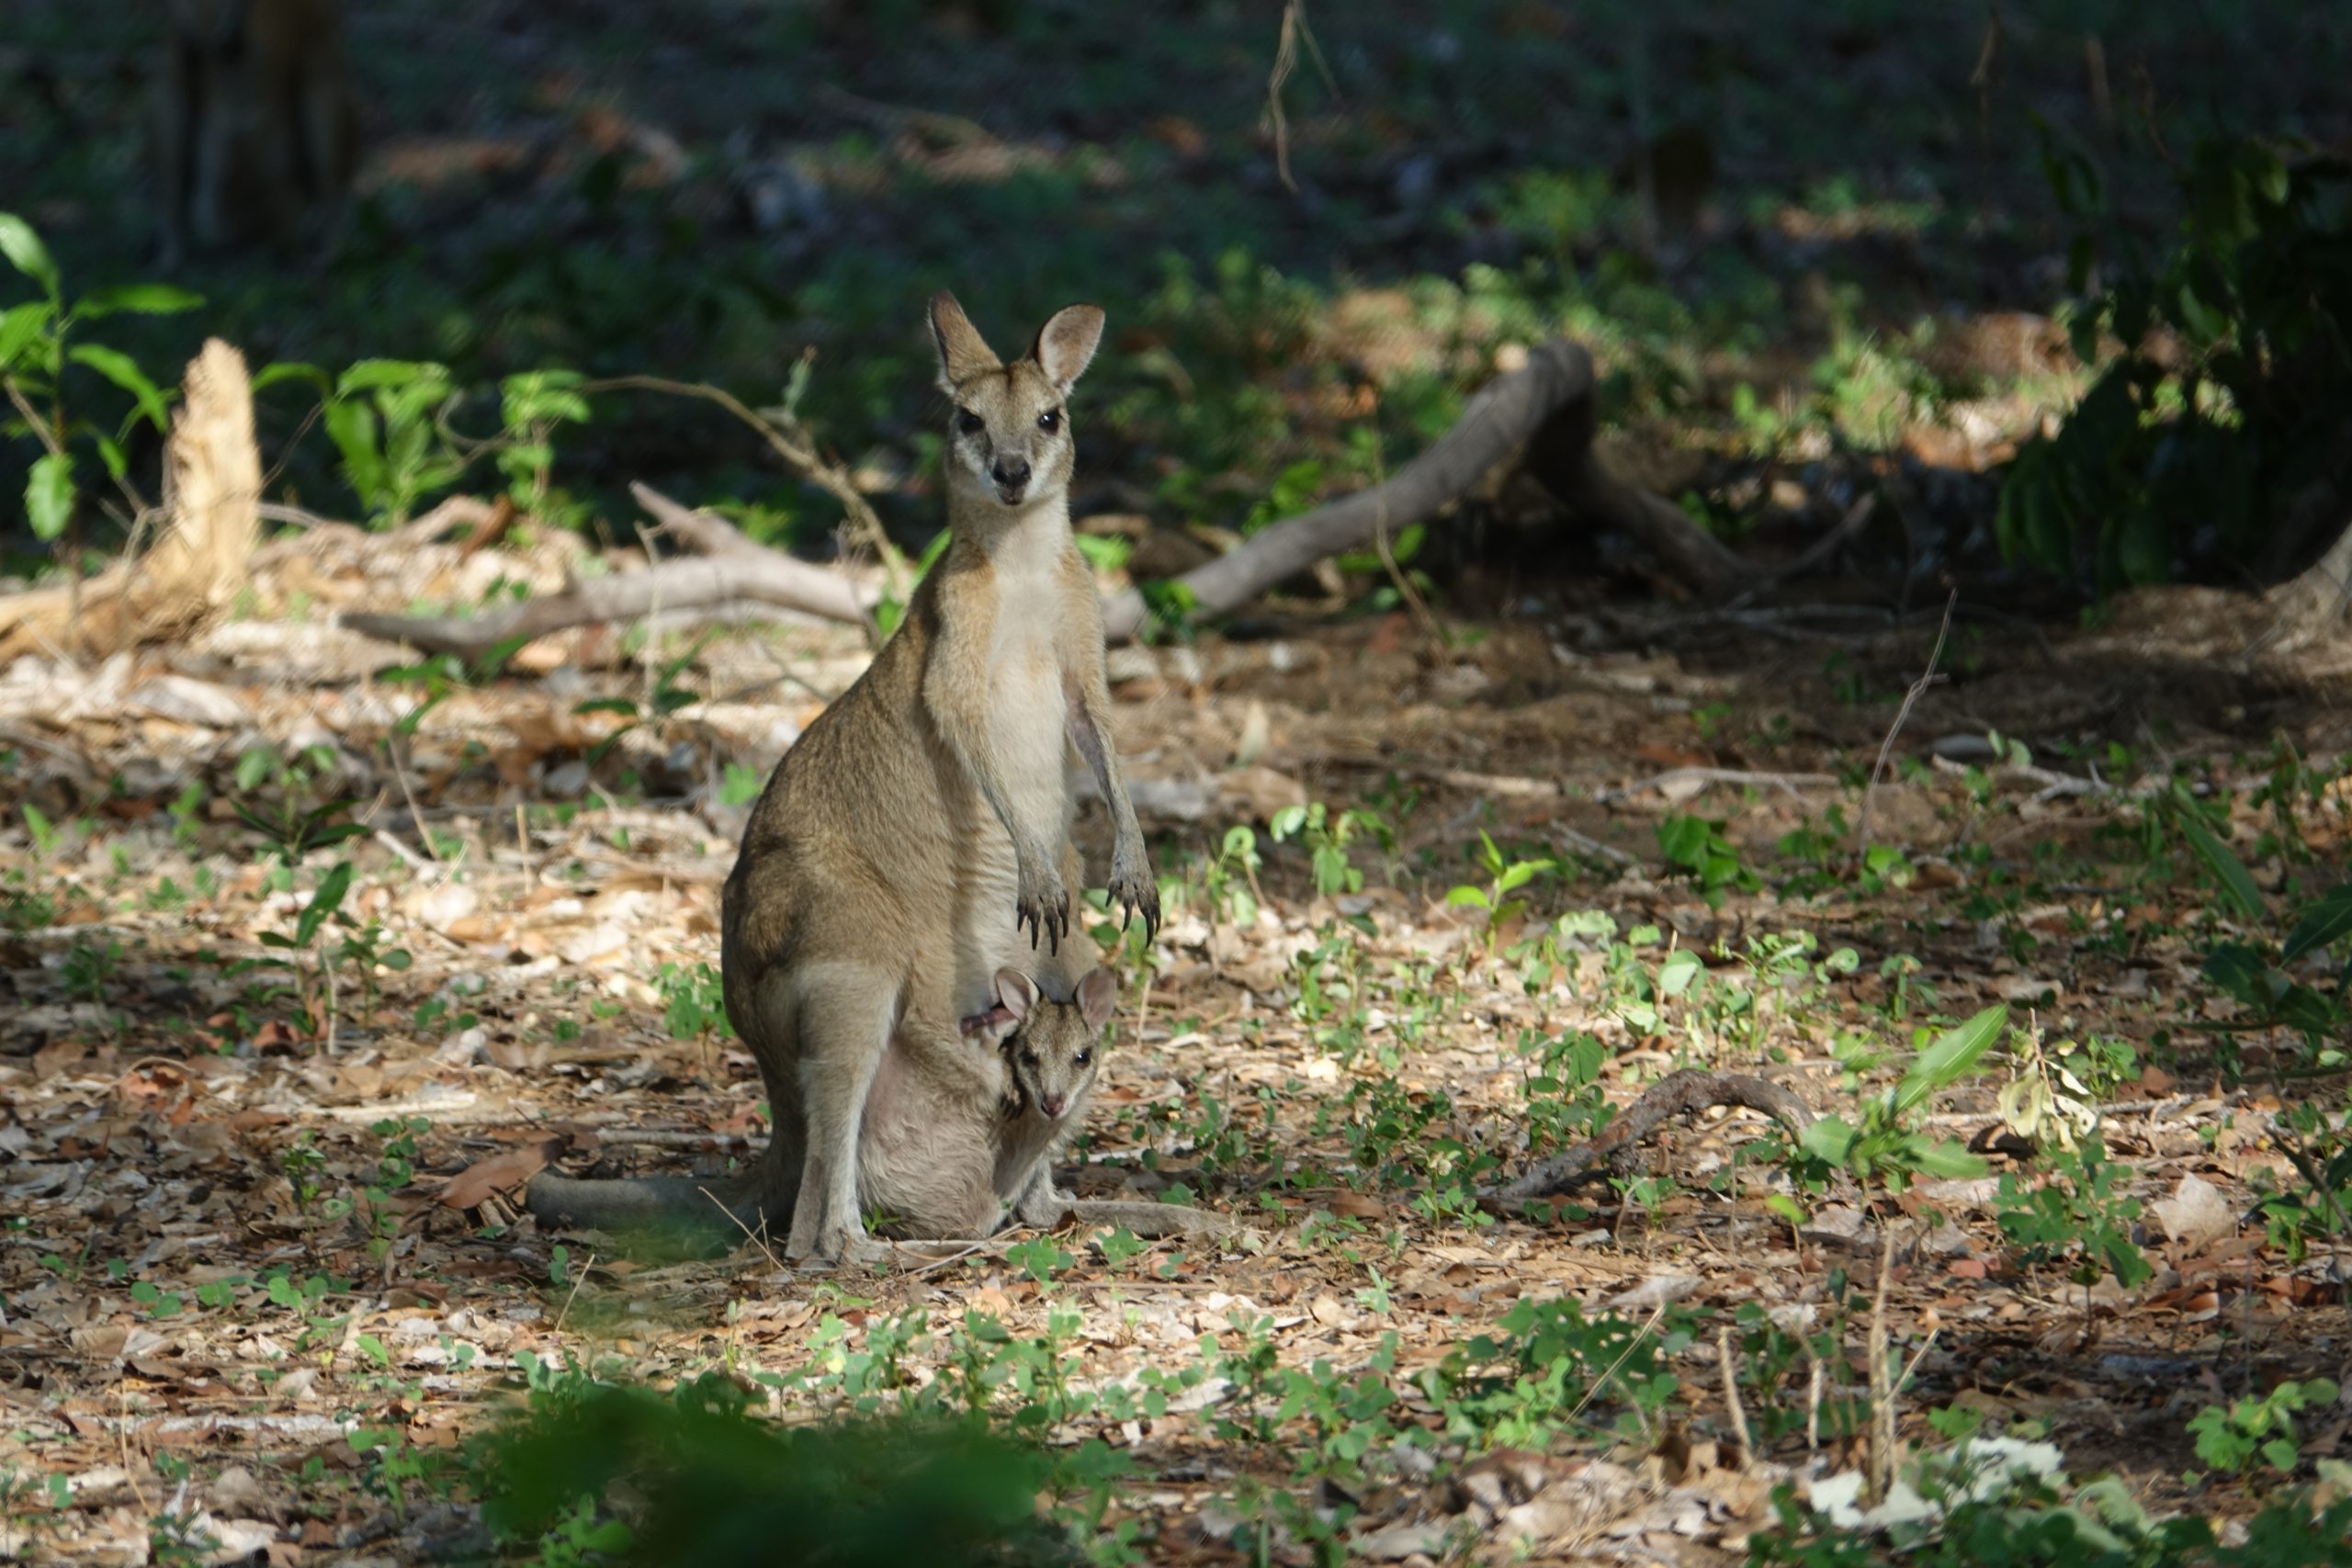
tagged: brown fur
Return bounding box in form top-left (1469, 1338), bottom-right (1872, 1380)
top-left (526, 293), bottom-right (1157, 1260)
top-left (156, 0), bottom-right (359, 266)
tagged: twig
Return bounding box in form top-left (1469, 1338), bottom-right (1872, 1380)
top-left (1854, 590), bottom-right (1956, 852)
top-left (1365, 412), bottom-right (1447, 660)
top-left (700, 1185), bottom-right (784, 1273)
top-left (1717, 1325), bottom-right (1755, 1460)
top-left (1263, 0), bottom-right (1335, 192)
top-left (1723, 493), bottom-right (1880, 610)
top-left (1595, 767), bottom-right (1835, 806)
top-left (585, 1128), bottom-right (755, 1148)
top-left (550, 1250), bottom-right (595, 1335)
top-left (1552, 825), bottom-right (1638, 868)
top-left (579, 375), bottom-right (902, 614)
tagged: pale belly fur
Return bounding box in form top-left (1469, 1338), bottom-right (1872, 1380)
top-left (947, 571), bottom-right (1077, 1013)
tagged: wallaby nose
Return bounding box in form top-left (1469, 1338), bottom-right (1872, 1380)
top-left (1040, 1092), bottom-right (1066, 1119)
top-left (992, 457), bottom-right (1031, 490)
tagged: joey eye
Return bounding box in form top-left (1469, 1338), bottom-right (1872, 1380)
top-left (1036, 408), bottom-right (1061, 433)
top-left (956, 409), bottom-right (984, 436)
top-left (1020, 1050), bottom-right (1039, 1066)
top-left (1073, 1051), bottom-right (1091, 1067)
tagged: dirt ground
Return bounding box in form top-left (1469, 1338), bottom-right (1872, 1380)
top-left (2, 517), bottom-right (2348, 1562)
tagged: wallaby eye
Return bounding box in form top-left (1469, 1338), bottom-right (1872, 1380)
top-left (1036, 408), bottom-right (1061, 433)
top-left (1073, 1051), bottom-right (1091, 1067)
top-left (956, 409), bottom-right (984, 436)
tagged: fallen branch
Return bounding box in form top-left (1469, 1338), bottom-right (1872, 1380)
top-left (338, 485), bottom-right (872, 661)
top-left (1594, 766), bottom-right (1835, 805)
top-left (1100, 338), bottom-right (1747, 643)
top-left (1488, 1069), bottom-right (1815, 1203)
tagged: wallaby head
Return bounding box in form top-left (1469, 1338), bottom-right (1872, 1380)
top-left (929, 291), bottom-right (1104, 513)
top-left (961, 964), bottom-right (1116, 1122)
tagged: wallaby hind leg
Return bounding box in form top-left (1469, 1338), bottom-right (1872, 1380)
top-left (782, 964), bottom-right (899, 1263)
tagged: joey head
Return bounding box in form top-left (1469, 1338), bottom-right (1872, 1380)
top-left (961, 965), bottom-right (1114, 1225)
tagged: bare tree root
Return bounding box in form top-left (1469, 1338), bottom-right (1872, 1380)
top-left (0, 338), bottom-right (259, 663)
top-left (337, 484), bottom-right (872, 662)
top-left (1487, 1070), bottom-right (1815, 1204)
top-left (2258, 512), bottom-right (2352, 656)
top-left (1099, 337), bottom-right (1747, 643)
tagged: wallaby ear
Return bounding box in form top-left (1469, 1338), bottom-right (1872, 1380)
top-left (1075, 967), bottom-right (1118, 1030)
top-left (992, 966), bottom-right (1041, 1021)
top-left (1033, 304), bottom-right (1105, 395)
top-left (930, 290), bottom-right (1001, 391)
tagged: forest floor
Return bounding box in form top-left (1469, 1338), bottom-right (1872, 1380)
top-left (4, 1), bottom-right (2352, 1562)
top-left (2, 520), bottom-right (2349, 1563)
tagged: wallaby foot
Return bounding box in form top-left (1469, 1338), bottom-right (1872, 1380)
top-left (1016, 1181), bottom-right (1077, 1229)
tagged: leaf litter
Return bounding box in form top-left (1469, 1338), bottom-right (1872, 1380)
top-left (1, 530), bottom-right (2349, 1562)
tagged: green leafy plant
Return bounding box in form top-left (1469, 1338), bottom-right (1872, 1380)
top-left (1657, 813), bottom-right (1760, 908)
top-left (497, 367), bottom-right (592, 520)
top-left (319, 358), bottom-right (467, 525)
top-left (2188, 1379), bottom-right (2343, 1479)
top-left (1269, 801), bottom-right (1378, 897)
top-left (1792, 1006), bottom-right (2008, 1194)
top-left (657, 961), bottom-right (734, 1042)
top-left (1994, 1134), bottom-right (2153, 1294)
top-left (2000, 136), bottom-right (2352, 592)
top-left (0, 211), bottom-right (199, 548)
top-left (475, 1371), bottom-right (1060, 1567)
top-left (1445, 829), bottom-right (1555, 941)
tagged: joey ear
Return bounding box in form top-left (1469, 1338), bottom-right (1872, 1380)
top-left (930, 290), bottom-right (1001, 390)
top-left (1032, 304), bottom-right (1105, 394)
top-left (992, 966), bottom-right (1040, 1021)
top-left (1075, 967), bottom-right (1118, 1030)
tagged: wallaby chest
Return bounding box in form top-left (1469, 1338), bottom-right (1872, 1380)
top-left (976, 536), bottom-right (1077, 792)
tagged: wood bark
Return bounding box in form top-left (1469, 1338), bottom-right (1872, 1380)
top-left (2262, 513), bottom-right (2352, 653)
top-left (1487, 1069), bottom-right (1814, 1203)
top-left (0, 338), bottom-right (260, 662)
top-left (336, 484), bottom-right (871, 662)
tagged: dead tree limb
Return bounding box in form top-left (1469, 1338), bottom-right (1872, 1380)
top-left (1487, 1069), bottom-right (1814, 1203)
top-left (1100, 337), bottom-right (1747, 643)
top-left (338, 486), bottom-right (871, 663)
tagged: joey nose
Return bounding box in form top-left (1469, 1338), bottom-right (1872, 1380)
top-left (1040, 1092), bottom-right (1067, 1119)
top-left (991, 457), bottom-right (1031, 493)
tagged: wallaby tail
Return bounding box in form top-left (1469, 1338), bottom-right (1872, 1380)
top-left (524, 1140), bottom-right (791, 1256)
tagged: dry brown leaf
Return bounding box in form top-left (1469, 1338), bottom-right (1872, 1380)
top-left (438, 1135), bottom-right (569, 1210)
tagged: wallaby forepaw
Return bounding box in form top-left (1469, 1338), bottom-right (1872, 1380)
top-left (1107, 856), bottom-right (1160, 944)
top-left (1014, 871), bottom-right (1069, 953)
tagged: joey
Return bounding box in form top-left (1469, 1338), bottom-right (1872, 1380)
top-left (960, 965), bottom-right (1114, 1226)
top-left (526, 292), bottom-right (1179, 1263)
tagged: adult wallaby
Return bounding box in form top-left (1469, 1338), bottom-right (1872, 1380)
top-left (527, 293), bottom-right (1169, 1261)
